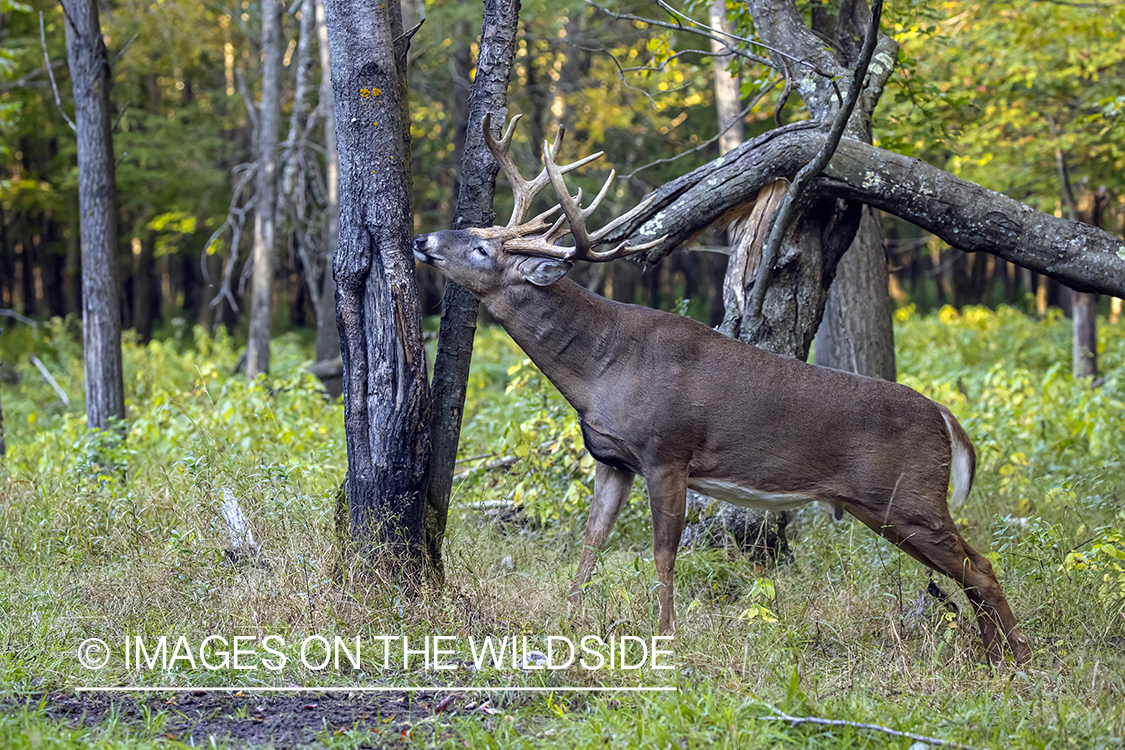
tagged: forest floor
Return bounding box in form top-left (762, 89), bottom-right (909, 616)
top-left (1, 309), bottom-right (1124, 748)
top-left (4, 691), bottom-right (437, 747)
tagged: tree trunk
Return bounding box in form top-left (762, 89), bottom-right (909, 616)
top-left (62, 0), bottom-right (125, 431)
top-left (424, 0), bottom-right (522, 579)
top-left (324, 0), bottom-right (430, 577)
top-left (731, 0), bottom-right (898, 367)
top-left (1072, 292), bottom-right (1097, 378)
top-left (814, 206), bottom-right (896, 379)
top-left (134, 232), bottom-right (156, 342)
top-left (314, 0), bottom-right (342, 395)
top-left (246, 0), bottom-right (282, 379)
top-left (709, 0), bottom-right (743, 156)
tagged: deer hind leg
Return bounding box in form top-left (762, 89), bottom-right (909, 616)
top-left (644, 467), bottom-right (688, 636)
top-left (568, 462), bottom-right (634, 606)
top-left (848, 505), bottom-right (1030, 665)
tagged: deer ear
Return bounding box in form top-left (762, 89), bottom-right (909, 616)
top-left (519, 257), bottom-right (573, 286)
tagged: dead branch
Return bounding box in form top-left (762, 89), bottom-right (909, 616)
top-left (744, 0), bottom-right (882, 325)
top-left (759, 704), bottom-right (985, 750)
top-left (30, 355), bottom-right (69, 406)
top-left (39, 11), bottom-right (77, 132)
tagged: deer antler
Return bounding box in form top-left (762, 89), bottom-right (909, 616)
top-left (542, 146), bottom-right (665, 262)
top-left (483, 112), bottom-right (601, 230)
top-left (479, 114), bottom-right (667, 261)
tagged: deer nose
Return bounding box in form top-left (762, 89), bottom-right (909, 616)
top-left (412, 235), bottom-right (433, 263)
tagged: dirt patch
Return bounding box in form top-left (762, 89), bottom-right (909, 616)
top-left (7, 690), bottom-right (493, 747)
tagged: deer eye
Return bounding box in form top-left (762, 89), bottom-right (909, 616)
top-left (473, 245), bottom-right (489, 258)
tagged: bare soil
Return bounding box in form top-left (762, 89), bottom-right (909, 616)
top-left (7, 690), bottom-right (475, 747)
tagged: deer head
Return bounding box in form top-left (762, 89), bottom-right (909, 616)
top-left (412, 114), bottom-right (665, 299)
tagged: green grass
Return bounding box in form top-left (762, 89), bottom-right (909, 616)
top-left (0, 306), bottom-right (1123, 748)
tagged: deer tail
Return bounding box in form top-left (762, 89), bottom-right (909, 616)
top-left (937, 404), bottom-right (977, 508)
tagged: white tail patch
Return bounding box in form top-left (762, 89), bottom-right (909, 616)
top-left (941, 412), bottom-right (973, 508)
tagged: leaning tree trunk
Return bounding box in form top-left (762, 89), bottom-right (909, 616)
top-left (323, 0), bottom-right (431, 578)
top-left (62, 0), bottom-right (125, 431)
top-left (424, 0), bottom-right (523, 579)
top-left (246, 0), bottom-right (282, 379)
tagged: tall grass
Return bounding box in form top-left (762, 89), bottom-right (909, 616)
top-left (0, 306), bottom-right (1122, 748)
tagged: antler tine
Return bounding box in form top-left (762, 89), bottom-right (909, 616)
top-left (543, 145), bottom-right (670, 262)
top-left (483, 113), bottom-right (541, 228)
top-left (482, 114), bottom-right (604, 230)
top-left (502, 213), bottom-right (575, 258)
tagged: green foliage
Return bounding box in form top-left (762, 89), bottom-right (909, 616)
top-left (2, 308), bottom-right (1125, 748)
top-left (1, 322), bottom-right (345, 497)
top-left (881, 1), bottom-right (1125, 207)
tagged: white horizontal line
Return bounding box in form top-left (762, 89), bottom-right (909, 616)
top-left (75, 686), bottom-right (677, 693)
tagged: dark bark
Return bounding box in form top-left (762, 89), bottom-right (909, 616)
top-left (602, 126), bottom-right (1125, 304)
top-left (134, 232), bottom-right (156, 342)
top-left (246, 0), bottom-right (282, 379)
top-left (425, 0), bottom-right (522, 578)
top-left (62, 0), bottom-right (125, 430)
top-left (324, 0), bottom-right (430, 575)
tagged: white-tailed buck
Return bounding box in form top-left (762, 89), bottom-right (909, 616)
top-left (413, 114), bottom-right (1030, 664)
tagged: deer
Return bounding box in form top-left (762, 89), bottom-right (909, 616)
top-left (412, 114), bottom-right (1031, 665)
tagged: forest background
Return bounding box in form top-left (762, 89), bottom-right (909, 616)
top-left (1, 0), bottom-right (1124, 748)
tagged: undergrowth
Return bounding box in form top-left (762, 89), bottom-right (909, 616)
top-left (0, 305), bottom-right (1122, 748)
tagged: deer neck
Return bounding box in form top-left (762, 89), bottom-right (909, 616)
top-left (482, 279), bottom-right (621, 416)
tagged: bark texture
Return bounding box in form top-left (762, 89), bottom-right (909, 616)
top-left (314, 0), bottom-right (342, 383)
top-left (62, 0), bottom-right (125, 430)
top-left (717, 0), bottom-right (897, 362)
top-left (601, 125), bottom-right (1125, 301)
top-left (425, 0), bottom-right (522, 577)
top-left (814, 206), bottom-right (895, 379)
top-left (246, 0), bottom-right (282, 379)
top-left (324, 0), bottom-right (430, 573)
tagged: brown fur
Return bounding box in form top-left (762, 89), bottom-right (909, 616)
top-left (413, 228), bottom-right (1031, 665)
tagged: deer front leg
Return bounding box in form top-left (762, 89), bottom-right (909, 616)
top-left (568, 462), bottom-right (635, 606)
top-left (645, 467), bottom-right (688, 636)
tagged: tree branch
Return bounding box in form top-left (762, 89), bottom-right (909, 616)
top-left (759, 704), bottom-right (984, 750)
top-left (40, 11), bottom-right (77, 132)
top-left (598, 124), bottom-right (1125, 298)
top-left (744, 0), bottom-right (882, 324)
